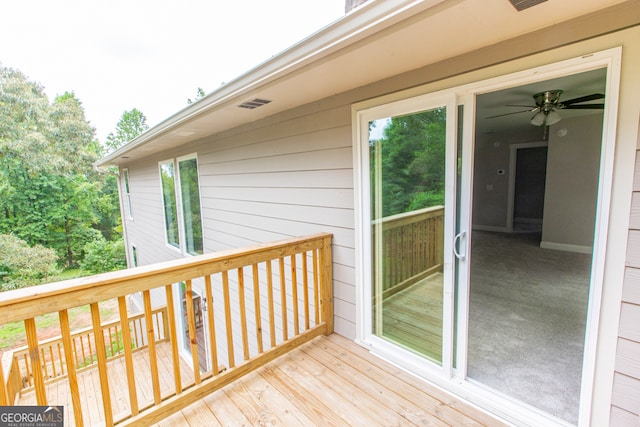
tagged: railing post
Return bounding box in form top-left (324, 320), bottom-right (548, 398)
top-left (320, 235), bottom-right (334, 335)
top-left (24, 318), bottom-right (46, 405)
top-left (0, 352), bottom-right (7, 405)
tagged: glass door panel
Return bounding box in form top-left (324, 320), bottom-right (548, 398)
top-left (370, 107), bottom-right (447, 364)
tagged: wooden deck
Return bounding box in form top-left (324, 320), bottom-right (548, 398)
top-left (19, 342), bottom-right (196, 426)
top-left (382, 273), bottom-right (443, 362)
top-left (155, 334), bottom-right (504, 427)
top-left (18, 334), bottom-right (504, 426)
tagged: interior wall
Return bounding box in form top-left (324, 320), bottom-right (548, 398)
top-left (541, 113), bottom-right (603, 252)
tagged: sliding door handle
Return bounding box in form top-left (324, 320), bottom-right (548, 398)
top-left (453, 231), bottom-right (466, 260)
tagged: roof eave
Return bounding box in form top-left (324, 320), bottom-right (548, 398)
top-left (96, 0), bottom-right (447, 168)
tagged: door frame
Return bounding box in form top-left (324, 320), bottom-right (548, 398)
top-left (352, 46), bottom-right (622, 426)
top-left (506, 141), bottom-right (549, 233)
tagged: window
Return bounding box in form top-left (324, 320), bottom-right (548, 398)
top-left (123, 168), bottom-right (133, 219)
top-left (131, 245), bottom-right (138, 267)
top-left (159, 155), bottom-right (204, 255)
top-left (160, 160), bottom-right (180, 249)
top-left (178, 156), bottom-right (203, 255)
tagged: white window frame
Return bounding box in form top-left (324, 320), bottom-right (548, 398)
top-left (159, 154), bottom-right (205, 256)
top-left (176, 153), bottom-right (205, 256)
top-left (159, 159), bottom-right (182, 252)
top-left (122, 168), bottom-right (133, 220)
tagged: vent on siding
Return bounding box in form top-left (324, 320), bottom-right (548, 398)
top-left (509, 0), bottom-right (547, 11)
top-left (238, 98), bottom-right (272, 109)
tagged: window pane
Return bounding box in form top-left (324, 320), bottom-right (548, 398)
top-left (370, 107), bottom-right (446, 364)
top-left (160, 161), bottom-right (180, 248)
top-left (178, 158), bottom-right (203, 255)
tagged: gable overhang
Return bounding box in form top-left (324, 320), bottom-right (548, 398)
top-left (97, 0), bottom-right (638, 167)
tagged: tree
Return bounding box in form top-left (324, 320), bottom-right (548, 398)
top-left (104, 108), bottom-right (149, 152)
top-left (0, 65), bottom-right (107, 268)
top-left (370, 108), bottom-right (446, 217)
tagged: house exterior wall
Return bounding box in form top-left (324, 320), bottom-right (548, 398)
top-left (612, 138), bottom-right (640, 423)
top-left (119, 20), bottom-right (640, 425)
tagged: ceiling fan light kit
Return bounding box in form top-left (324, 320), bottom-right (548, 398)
top-left (486, 89), bottom-right (605, 126)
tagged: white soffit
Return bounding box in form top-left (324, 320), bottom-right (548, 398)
top-left (98, 0), bottom-right (629, 166)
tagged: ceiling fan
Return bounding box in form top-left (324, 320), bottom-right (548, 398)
top-left (486, 90), bottom-right (605, 126)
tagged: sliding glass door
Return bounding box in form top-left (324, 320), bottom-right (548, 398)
top-left (361, 93), bottom-right (457, 372)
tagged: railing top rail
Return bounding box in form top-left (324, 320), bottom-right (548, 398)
top-left (0, 233), bottom-right (332, 325)
top-left (372, 205), bottom-right (444, 226)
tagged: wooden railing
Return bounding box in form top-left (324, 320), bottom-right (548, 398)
top-left (0, 233), bottom-right (333, 426)
top-left (373, 206), bottom-right (444, 298)
top-left (7, 307), bottom-right (168, 395)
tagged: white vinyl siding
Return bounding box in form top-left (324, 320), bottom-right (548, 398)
top-left (613, 150), bottom-right (640, 422)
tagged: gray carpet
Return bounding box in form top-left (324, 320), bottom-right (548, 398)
top-left (467, 231), bottom-right (591, 424)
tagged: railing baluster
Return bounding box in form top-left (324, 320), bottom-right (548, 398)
top-left (22, 354), bottom-right (31, 387)
top-left (313, 249), bottom-right (320, 325)
top-left (57, 343), bottom-right (64, 375)
top-left (237, 268), bottom-right (249, 361)
top-left (164, 284), bottom-right (182, 394)
top-left (302, 252), bottom-right (310, 330)
top-left (252, 264), bottom-right (263, 354)
top-left (59, 309), bottom-right (84, 427)
top-left (24, 318), bottom-right (46, 405)
top-left (279, 257), bottom-right (288, 341)
top-left (222, 271), bottom-right (235, 368)
top-left (118, 296), bottom-right (139, 416)
top-left (266, 260), bottom-right (276, 348)
top-left (291, 254), bottom-right (299, 336)
top-left (90, 302), bottom-right (113, 426)
top-left (85, 333), bottom-right (93, 367)
top-left (143, 290), bottom-right (162, 405)
top-left (204, 275), bottom-right (219, 375)
top-left (40, 348), bottom-right (49, 380)
top-left (184, 280), bottom-right (202, 384)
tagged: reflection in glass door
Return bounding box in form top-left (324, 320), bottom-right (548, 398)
top-left (369, 107), bottom-right (447, 364)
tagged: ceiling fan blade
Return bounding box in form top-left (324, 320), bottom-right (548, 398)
top-left (485, 108), bottom-right (537, 119)
top-left (563, 104), bottom-right (605, 110)
top-left (562, 93), bottom-right (605, 105)
top-left (505, 104), bottom-right (537, 108)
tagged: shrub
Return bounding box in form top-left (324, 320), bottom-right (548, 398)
top-left (80, 237), bottom-right (127, 274)
top-left (0, 234), bottom-right (59, 290)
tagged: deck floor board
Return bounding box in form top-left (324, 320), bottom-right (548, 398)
top-left (19, 335), bottom-right (506, 426)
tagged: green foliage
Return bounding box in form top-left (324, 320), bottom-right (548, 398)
top-left (80, 236), bottom-right (126, 274)
top-left (104, 108), bottom-right (149, 152)
top-left (187, 87), bottom-right (206, 104)
top-left (0, 64), bottom-right (123, 275)
top-left (370, 108), bottom-right (446, 217)
top-left (0, 234), bottom-right (59, 290)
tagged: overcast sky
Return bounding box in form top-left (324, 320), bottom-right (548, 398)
top-left (1, 0), bottom-right (345, 142)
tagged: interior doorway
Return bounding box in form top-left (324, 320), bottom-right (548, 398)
top-left (512, 145), bottom-right (547, 233)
